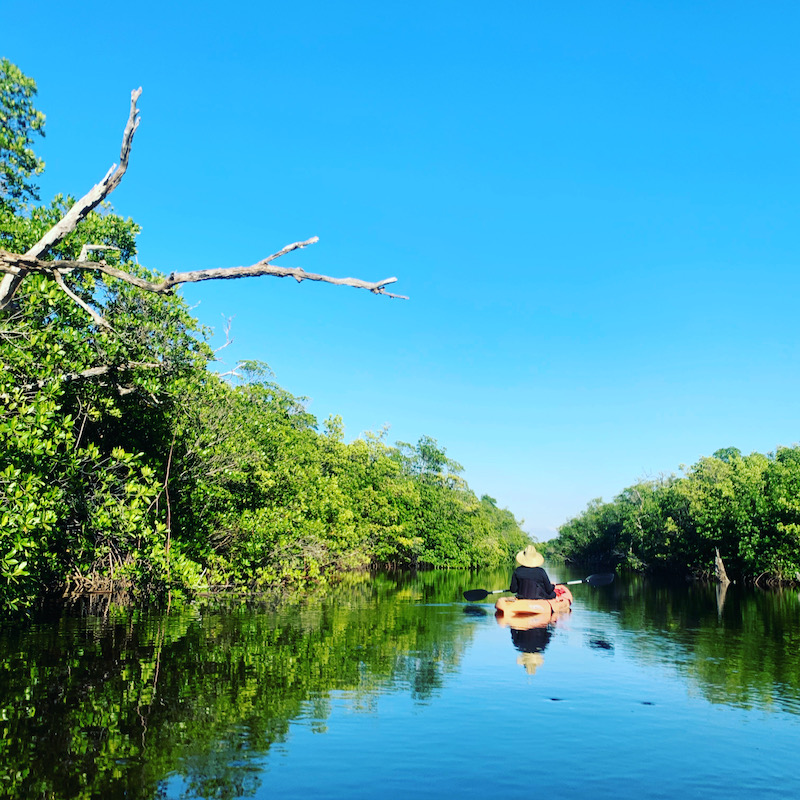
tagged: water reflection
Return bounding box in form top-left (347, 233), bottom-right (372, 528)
top-left (0, 568), bottom-right (798, 798)
top-left (564, 567), bottom-right (800, 715)
top-left (715, 580), bottom-right (730, 619)
top-left (508, 622), bottom-right (552, 675)
top-left (0, 572), bottom-right (479, 799)
top-left (495, 611), bottom-right (579, 675)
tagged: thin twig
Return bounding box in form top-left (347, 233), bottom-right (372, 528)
top-left (52, 270), bottom-right (113, 330)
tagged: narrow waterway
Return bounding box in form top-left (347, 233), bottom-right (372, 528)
top-left (1, 567), bottom-right (799, 799)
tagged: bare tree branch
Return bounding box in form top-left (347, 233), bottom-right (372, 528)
top-left (216, 366), bottom-right (243, 380)
top-left (213, 316), bottom-right (236, 355)
top-left (0, 86), bottom-right (406, 317)
top-left (51, 270), bottom-right (113, 330)
top-left (0, 243), bottom-right (407, 299)
top-left (0, 89), bottom-right (142, 309)
top-left (2, 362), bottom-right (162, 401)
top-left (78, 244), bottom-right (120, 262)
top-left (29, 89), bottom-right (141, 260)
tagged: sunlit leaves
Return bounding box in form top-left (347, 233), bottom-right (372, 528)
top-left (0, 58), bottom-right (45, 213)
top-left (550, 448), bottom-right (800, 581)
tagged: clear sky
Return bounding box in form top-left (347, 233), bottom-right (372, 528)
top-left (5, 1), bottom-right (800, 539)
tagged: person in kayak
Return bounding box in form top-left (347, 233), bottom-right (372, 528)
top-left (510, 545), bottom-right (557, 600)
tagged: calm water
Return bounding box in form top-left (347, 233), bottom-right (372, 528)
top-left (1, 567), bottom-right (799, 799)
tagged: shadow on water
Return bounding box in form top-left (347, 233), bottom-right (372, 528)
top-left (462, 604), bottom-right (489, 617)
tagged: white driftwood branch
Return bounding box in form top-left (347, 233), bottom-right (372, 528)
top-left (52, 270), bottom-right (113, 330)
top-left (0, 243), bottom-right (407, 299)
top-left (0, 85), bottom-right (407, 316)
top-left (0, 89), bottom-right (142, 310)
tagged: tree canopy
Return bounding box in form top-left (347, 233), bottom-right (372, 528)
top-left (0, 61), bottom-right (529, 614)
top-left (546, 446), bottom-right (800, 583)
top-left (0, 58), bottom-right (45, 213)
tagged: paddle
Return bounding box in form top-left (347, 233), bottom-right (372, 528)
top-left (463, 588), bottom-right (507, 601)
top-left (566, 572), bottom-right (615, 587)
top-left (462, 572), bottom-right (614, 601)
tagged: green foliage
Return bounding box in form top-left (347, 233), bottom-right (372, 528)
top-left (0, 60), bottom-right (529, 614)
top-left (170, 375), bottom-right (525, 586)
top-left (549, 447), bottom-right (800, 581)
top-left (1, 186), bottom-right (212, 611)
top-left (0, 58), bottom-right (45, 213)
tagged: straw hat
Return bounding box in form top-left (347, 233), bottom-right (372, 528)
top-left (517, 652), bottom-right (545, 675)
top-left (515, 544), bottom-right (544, 568)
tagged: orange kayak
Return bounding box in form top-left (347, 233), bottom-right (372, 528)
top-left (495, 585), bottom-right (573, 618)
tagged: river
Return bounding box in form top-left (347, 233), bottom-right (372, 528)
top-left (1, 566), bottom-right (799, 799)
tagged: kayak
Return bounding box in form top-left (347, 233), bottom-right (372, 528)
top-left (495, 584), bottom-right (573, 618)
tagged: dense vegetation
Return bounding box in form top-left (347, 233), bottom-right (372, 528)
top-left (0, 60), bottom-right (529, 614)
top-left (546, 447), bottom-right (800, 583)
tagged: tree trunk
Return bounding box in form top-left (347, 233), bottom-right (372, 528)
top-left (714, 547), bottom-right (730, 586)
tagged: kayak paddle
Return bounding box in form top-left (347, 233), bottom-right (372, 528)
top-left (462, 572), bottom-right (614, 601)
top-left (463, 588), bottom-right (508, 601)
top-left (565, 572), bottom-right (615, 587)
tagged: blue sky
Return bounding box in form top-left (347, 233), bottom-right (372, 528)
top-left (6, 1), bottom-right (800, 539)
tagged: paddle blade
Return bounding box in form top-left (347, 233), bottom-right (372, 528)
top-left (463, 588), bottom-right (491, 601)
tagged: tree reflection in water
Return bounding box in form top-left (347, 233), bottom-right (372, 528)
top-left (1, 568), bottom-right (799, 799)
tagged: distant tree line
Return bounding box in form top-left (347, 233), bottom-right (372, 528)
top-left (0, 60), bottom-right (529, 613)
top-left (545, 446), bottom-right (800, 583)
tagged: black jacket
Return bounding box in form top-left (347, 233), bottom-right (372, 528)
top-left (510, 565), bottom-right (557, 600)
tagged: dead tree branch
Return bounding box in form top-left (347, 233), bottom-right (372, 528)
top-left (0, 240), bottom-right (404, 298)
top-left (52, 270), bottom-right (113, 330)
top-left (0, 89), bottom-right (142, 309)
top-left (0, 87), bottom-right (406, 318)
top-left (3, 362), bottom-right (161, 399)
top-left (714, 547), bottom-right (731, 586)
